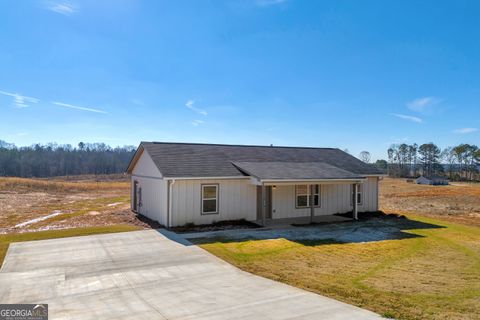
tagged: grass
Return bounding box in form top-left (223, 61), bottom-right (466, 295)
top-left (0, 224), bottom-right (141, 267)
top-left (198, 215), bottom-right (480, 320)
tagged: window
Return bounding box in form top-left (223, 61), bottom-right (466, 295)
top-left (296, 185), bottom-right (320, 208)
top-left (351, 184), bottom-right (363, 206)
top-left (202, 184), bottom-right (218, 214)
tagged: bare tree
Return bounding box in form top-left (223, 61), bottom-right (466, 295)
top-left (359, 151), bottom-right (371, 163)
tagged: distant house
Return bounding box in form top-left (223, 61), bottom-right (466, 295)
top-left (126, 142), bottom-right (384, 227)
top-left (416, 175), bottom-right (449, 185)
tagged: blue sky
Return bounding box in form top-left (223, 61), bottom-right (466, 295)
top-left (0, 0), bottom-right (479, 160)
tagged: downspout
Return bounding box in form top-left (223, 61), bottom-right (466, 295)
top-left (167, 179), bottom-right (176, 228)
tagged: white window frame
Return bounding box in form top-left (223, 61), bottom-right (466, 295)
top-left (351, 184), bottom-right (363, 206)
top-left (201, 184), bottom-right (219, 214)
top-left (295, 184), bottom-right (320, 208)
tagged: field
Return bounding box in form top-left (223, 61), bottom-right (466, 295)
top-left (0, 175), bottom-right (157, 234)
top-left (197, 178), bottom-right (480, 320)
top-left (380, 178), bottom-right (480, 227)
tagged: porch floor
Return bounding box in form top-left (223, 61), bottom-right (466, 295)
top-left (256, 214), bottom-right (352, 227)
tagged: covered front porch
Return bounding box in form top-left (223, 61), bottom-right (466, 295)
top-left (255, 180), bottom-right (364, 226)
top-left (231, 161), bottom-right (371, 227)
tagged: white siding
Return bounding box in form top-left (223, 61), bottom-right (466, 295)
top-left (132, 150), bottom-right (162, 178)
top-left (171, 179), bottom-right (256, 226)
top-left (131, 176), bottom-right (168, 226)
top-left (272, 177), bottom-right (379, 219)
top-left (131, 150), bottom-right (167, 225)
top-left (361, 177), bottom-right (379, 212)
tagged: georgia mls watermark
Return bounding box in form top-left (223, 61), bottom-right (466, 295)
top-left (0, 304), bottom-right (48, 320)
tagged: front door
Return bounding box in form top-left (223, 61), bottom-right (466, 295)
top-left (133, 181), bottom-right (138, 212)
top-left (265, 186), bottom-right (272, 219)
top-left (256, 186), bottom-right (273, 220)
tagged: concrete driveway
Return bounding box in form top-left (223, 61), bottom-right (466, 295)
top-left (0, 230), bottom-right (381, 319)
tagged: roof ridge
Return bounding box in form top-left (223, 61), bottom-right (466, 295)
top-left (142, 141), bottom-right (339, 150)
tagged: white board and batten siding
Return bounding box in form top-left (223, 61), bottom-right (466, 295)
top-left (131, 150), bottom-right (168, 226)
top-left (170, 179), bottom-right (256, 227)
top-left (272, 177), bottom-right (379, 219)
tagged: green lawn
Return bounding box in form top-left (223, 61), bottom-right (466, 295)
top-left (0, 224), bottom-right (141, 267)
top-left (198, 215), bottom-right (480, 320)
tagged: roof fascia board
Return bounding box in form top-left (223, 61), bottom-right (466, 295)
top-left (131, 174), bottom-right (164, 180)
top-left (260, 178), bottom-right (366, 186)
top-left (125, 144), bottom-right (144, 174)
top-left (363, 174), bottom-right (388, 177)
top-left (164, 176), bottom-right (249, 180)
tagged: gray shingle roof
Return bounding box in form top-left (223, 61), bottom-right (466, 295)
top-left (130, 142), bottom-right (382, 179)
top-left (232, 162), bottom-right (364, 180)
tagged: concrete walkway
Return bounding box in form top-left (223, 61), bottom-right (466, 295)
top-left (0, 230), bottom-right (381, 319)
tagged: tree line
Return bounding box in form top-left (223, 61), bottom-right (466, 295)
top-left (0, 140), bottom-right (136, 178)
top-left (362, 143), bottom-right (480, 181)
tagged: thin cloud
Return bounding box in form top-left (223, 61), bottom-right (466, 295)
top-left (52, 101), bottom-right (107, 114)
top-left (185, 100), bottom-right (207, 116)
top-left (391, 113), bottom-right (423, 123)
top-left (47, 1), bottom-right (77, 15)
top-left (191, 120), bottom-right (204, 126)
top-left (255, 0), bottom-right (288, 6)
top-left (0, 90), bottom-right (40, 108)
top-left (406, 96), bottom-right (441, 113)
top-left (453, 127), bottom-right (478, 134)
top-left (131, 99), bottom-right (145, 106)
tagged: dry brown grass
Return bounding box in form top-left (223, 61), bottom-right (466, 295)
top-left (380, 178), bottom-right (480, 227)
top-left (0, 176), bottom-right (129, 193)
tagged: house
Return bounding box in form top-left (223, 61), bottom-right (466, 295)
top-left (416, 175), bottom-right (449, 185)
top-left (126, 142), bottom-right (384, 227)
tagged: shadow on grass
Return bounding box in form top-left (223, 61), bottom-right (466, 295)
top-left (187, 211), bottom-right (446, 247)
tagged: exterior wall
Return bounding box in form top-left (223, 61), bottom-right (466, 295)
top-left (171, 178), bottom-right (256, 227)
top-left (131, 176), bottom-right (168, 226)
top-left (132, 150), bottom-right (162, 178)
top-left (131, 150), bottom-right (167, 225)
top-left (272, 177), bottom-right (379, 219)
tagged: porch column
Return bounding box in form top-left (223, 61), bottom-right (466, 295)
top-left (309, 184), bottom-right (315, 223)
top-left (353, 183), bottom-right (358, 220)
top-left (261, 184), bottom-right (266, 226)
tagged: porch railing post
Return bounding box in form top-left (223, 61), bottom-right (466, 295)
top-left (261, 184), bottom-right (266, 226)
top-left (310, 184), bottom-right (314, 223)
